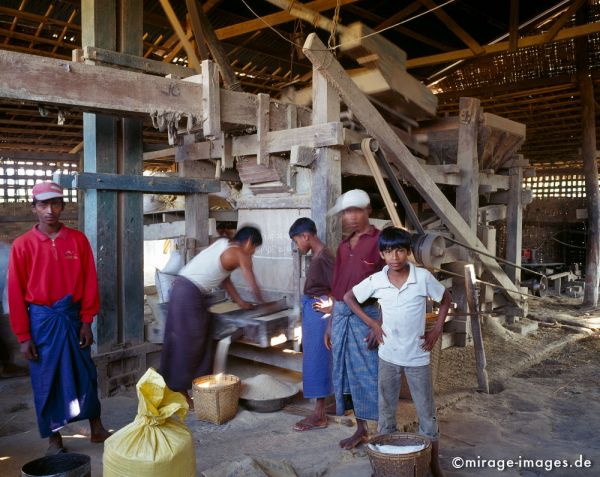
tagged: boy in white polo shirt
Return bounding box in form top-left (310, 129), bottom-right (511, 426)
top-left (343, 227), bottom-right (450, 477)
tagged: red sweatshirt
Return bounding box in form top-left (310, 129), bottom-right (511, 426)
top-left (7, 224), bottom-right (100, 343)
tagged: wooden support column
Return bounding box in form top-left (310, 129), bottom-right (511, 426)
top-left (180, 154), bottom-right (210, 261)
top-left (81, 0), bottom-right (119, 354)
top-left (118, 0), bottom-right (144, 345)
top-left (577, 5), bottom-right (599, 307)
top-left (453, 97), bottom-right (481, 346)
top-left (311, 66), bottom-right (341, 250)
top-left (505, 166), bottom-right (523, 286)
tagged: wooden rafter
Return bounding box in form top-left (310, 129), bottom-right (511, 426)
top-left (2, 0), bottom-right (27, 46)
top-left (407, 21), bottom-right (600, 68)
top-left (215, 0), bottom-right (357, 41)
top-left (509, 0), bottom-right (519, 51)
top-left (375, 1), bottom-right (422, 30)
top-left (417, 0), bottom-right (484, 54)
top-left (158, 0), bottom-right (201, 71)
top-left (544, 0), bottom-right (587, 42)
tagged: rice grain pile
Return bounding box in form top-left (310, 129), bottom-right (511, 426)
top-left (241, 374), bottom-right (297, 401)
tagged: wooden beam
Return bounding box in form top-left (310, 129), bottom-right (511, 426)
top-left (77, 46), bottom-right (195, 77)
top-left (375, 1), bottom-right (421, 30)
top-left (509, 0), bottom-right (519, 51)
top-left (407, 21), bottom-right (600, 68)
top-left (158, 0), bottom-right (201, 71)
top-left (544, 0), bottom-right (586, 42)
top-left (215, 0), bottom-right (356, 41)
top-left (201, 60), bottom-right (222, 138)
top-left (263, 0), bottom-right (348, 36)
top-left (0, 149), bottom-right (80, 162)
top-left (176, 122), bottom-right (344, 161)
top-left (81, 0), bottom-right (118, 354)
top-left (55, 172), bottom-right (220, 193)
top-left (577, 5), bottom-right (600, 306)
top-left (256, 93), bottom-right (270, 166)
top-left (303, 32), bottom-right (521, 304)
top-left (311, 53), bottom-right (342, 251)
top-left (186, 0), bottom-right (241, 91)
top-left (339, 22), bottom-right (407, 70)
top-left (418, 0), bottom-right (484, 55)
top-left (0, 50), bottom-right (203, 117)
top-left (505, 166), bottom-right (523, 285)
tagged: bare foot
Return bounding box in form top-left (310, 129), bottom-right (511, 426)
top-left (339, 428), bottom-right (369, 449)
top-left (89, 417), bottom-right (111, 443)
top-left (46, 432), bottom-right (66, 455)
top-left (293, 416), bottom-right (327, 431)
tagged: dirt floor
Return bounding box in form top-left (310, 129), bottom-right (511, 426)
top-left (0, 298), bottom-right (598, 476)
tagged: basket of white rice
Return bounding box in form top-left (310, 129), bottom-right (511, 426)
top-left (366, 432), bottom-right (431, 477)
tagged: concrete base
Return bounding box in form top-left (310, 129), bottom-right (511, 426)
top-left (506, 318), bottom-right (539, 336)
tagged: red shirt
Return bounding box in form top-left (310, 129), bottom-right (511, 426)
top-left (8, 224), bottom-right (100, 342)
top-left (331, 226), bottom-right (386, 301)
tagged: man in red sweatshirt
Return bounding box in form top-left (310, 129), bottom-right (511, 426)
top-left (8, 182), bottom-right (110, 455)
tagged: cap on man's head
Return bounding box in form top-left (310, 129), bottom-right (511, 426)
top-left (327, 189), bottom-right (370, 216)
top-left (32, 182), bottom-right (64, 201)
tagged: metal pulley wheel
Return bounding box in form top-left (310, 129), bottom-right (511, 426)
top-left (522, 276), bottom-right (548, 297)
top-left (412, 233), bottom-right (446, 269)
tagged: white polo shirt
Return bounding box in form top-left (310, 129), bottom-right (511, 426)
top-left (352, 263), bottom-right (445, 366)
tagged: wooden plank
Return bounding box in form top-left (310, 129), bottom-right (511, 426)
top-left (186, 0), bottom-right (241, 91)
top-left (0, 149), bottom-right (80, 162)
top-left (482, 113), bottom-right (526, 138)
top-left (158, 0), bottom-right (200, 71)
top-left (339, 22), bottom-right (407, 70)
top-left (464, 264), bottom-right (490, 393)
top-left (0, 49), bottom-right (203, 117)
top-left (303, 33), bottom-right (521, 304)
top-left (478, 204), bottom-right (506, 223)
top-left (78, 46), bottom-right (194, 77)
top-left (142, 148), bottom-right (176, 161)
top-left (311, 62), bottom-right (341, 250)
top-left (176, 122), bottom-right (344, 160)
top-left (406, 21), bottom-right (600, 69)
top-left (290, 145), bottom-right (315, 167)
top-left (201, 60), bottom-right (221, 138)
top-left (119, 0), bottom-right (145, 347)
top-left (257, 93), bottom-right (270, 166)
top-left (143, 220), bottom-right (185, 240)
top-left (56, 172), bottom-right (220, 193)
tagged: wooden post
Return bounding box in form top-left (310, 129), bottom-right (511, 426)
top-left (576, 5), bottom-right (599, 307)
top-left (180, 157), bottom-right (210, 261)
top-left (464, 264), bottom-right (490, 394)
top-left (453, 97), bottom-right (481, 345)
top-left (118, 0), bottom-right (144, 345)
top-left (311, 65), bottom-right (341, 250)
top-left (505, 165), bottom-right (523, 286)
top-left (81, 0), bottom-right (119, 354)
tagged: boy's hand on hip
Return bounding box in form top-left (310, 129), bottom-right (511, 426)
top-left (366, 322), bottom-right (385, 349)
top-left (20, 340), bottom-right (38, 360)
top-left (420, 325), bottom-right (442, 351)
top-left (79, 323), bottom-right (94, 348)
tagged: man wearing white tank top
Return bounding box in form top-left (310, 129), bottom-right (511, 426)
top-left (160, 226), bottom-right (265, 408)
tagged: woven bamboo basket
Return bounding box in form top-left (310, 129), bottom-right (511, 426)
top-left (192, 374), bottom-right (241, 424)
top-left (399, 312), bottom-right (442, 400)
top-left (367, 432), bottom-right (431, 477)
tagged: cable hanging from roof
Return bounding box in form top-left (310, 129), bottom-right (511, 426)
top-left (239, 0), bottom-right (458, 52)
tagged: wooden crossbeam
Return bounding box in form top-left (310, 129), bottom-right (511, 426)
top-left (263, 0), bottom-right (349, 36)
top-left (303, 32), bottom-right (521, 304)
top-left (407, 21), bottom-right (600, 68)
top-left (0, 149), bottom-right (80, 162)
top-left (215, 0), bottom-right (357, 40)
top-left (418, 0), bottom-right (484, 55)
top-left (55, 172), bottom-right (220, 194)
top-left (544, 0), bottom-right (587, 42)
top-left (0, 49), bottom-right (203, 117)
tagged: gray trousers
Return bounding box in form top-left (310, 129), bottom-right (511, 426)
top-left (378, 357), bottom-right (439, 440)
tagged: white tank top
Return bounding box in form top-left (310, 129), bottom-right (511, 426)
top-left (178, 238), bottom-right (234, 290)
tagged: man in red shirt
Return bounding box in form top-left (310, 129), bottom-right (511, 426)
top-left (320, 189), bottom-right (385, 449)
top-left (8, 182), bottom-right (110, 455)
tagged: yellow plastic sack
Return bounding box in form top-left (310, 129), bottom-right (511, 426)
top-left (103, 368), bottom-right (196, 477)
